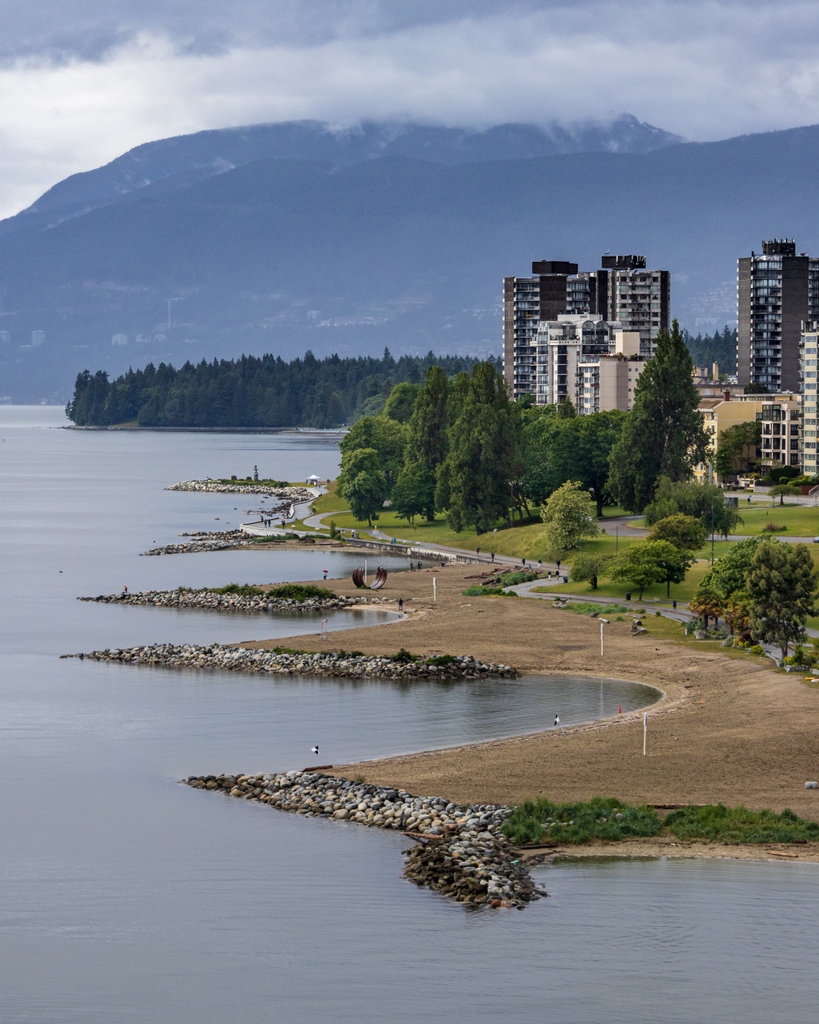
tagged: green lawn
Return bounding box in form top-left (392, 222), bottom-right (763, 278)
top-left (556, 559), bottom-right (713, 604)
top-left (728, 503), bottom-right (819, 537)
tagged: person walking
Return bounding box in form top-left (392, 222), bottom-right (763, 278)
top-left (490, 552), bottom-right (495, 563)
top-left (398, 598), bottom-right (404, 612)
top-left (554, 714), bottom-right (561, 729)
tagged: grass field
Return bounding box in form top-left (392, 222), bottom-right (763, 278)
top-left (728, 503), bottom-right (819, 537)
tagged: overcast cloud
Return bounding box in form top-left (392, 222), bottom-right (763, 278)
top-left (1, 1), bottom-right (819, 217)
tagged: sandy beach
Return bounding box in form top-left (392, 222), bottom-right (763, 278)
top-left (240, 563), bottom-right (819, 832)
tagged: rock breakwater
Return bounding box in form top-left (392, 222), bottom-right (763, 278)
top-left (142, 529), bottom-right (253, 555)
top-left (184, 771), bottom-right (542, 907)
top-left (79, 589), bottom-right (360, 613)
top-left (63, 644), bottom-right (517, 680)
top-left (167, 480), bottom-right (313, 499)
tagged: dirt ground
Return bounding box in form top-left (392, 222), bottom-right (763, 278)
top-left (241, 563), bottom-right (819, 824)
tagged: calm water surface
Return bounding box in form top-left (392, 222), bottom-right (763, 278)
top-left (1, 407), bottom-right (817, 1024)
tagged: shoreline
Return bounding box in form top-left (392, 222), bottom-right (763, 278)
top-left (235, 563), bottom-right (819, 823)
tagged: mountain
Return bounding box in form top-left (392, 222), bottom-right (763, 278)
top-left (4, 114), bottom-right (681, 237)
top-left (2, 117), bottom-right (818, 403)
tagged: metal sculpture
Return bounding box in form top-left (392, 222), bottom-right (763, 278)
top-left (351, 566), bottom-right (388, 590)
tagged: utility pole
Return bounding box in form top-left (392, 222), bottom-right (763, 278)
top-left (599, 617), bottom-right (609, 656)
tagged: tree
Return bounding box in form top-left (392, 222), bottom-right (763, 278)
top-left (340, 415), bottom-right (407, 491)
top-left (519, 404), bottom-right (560, 506)
top-left (384, 382), bottom-right (421, 423)
top-left (701, 537), bottom-right (761, 600)
top-left (746, 541), bottom-right (818, 657)
top-left (540, 481), bottom-right (599, 554)
top-left (547, 411), bottom-right (627, 517)
top-left (436, 362), bottom-right (524, 533)
top-left (570, 552), bottom-right (611, 590)
top-left (406, 366), bottom-right (450, 520)
top-left (336, 447), bottom-right (387, 526)
top-left (607, 544), bottom-right (667, 600)
top-left (689, 586), bottom-right (724, 630)
top-left (643, 477), bottom-right (742, 538)
top-left (647, 513), bottom-right (709, 552)
top-left (608, 540), bottom-right (693, 599)
top-left (724, 590), bottom-right (752, 635)
top-left (769, 483), bottom-right (801, 506)
top-left (608, 320), bottom-right (711, 512)
top-left (715, 420), bottom-right (761, 478)
top-left (556, 396), bottom-right (577, 419)
top-left (390, 460), bottom-right (432, 526)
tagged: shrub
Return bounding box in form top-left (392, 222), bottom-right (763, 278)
top-left (665, 804), bottom-right (819, 844)
top-left (389, 648), bottom-right (416, 663)
top-left (763, 522), bottom-right (788, 532)
top-left (461, 586), bottom-right (517, 597)
top-left (425, 654), bottom-right (456, 667)
top-left (265, 583), bottom-right (336, 602)
top-left (749, 644), bottom-right (765, 655)
top-left (501, 797), bottom-right (661, 846)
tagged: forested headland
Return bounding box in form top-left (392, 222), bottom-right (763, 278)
top-left (66, 350), bottom-right (497, 428)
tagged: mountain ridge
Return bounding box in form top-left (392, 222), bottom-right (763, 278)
top-left (3, 118), bottom-right (819, 403)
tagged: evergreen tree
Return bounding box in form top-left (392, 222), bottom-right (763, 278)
top-left (548, 411), bottom-right (626, 517)
top-left (746, 540), bottom-right (818, 657)
top-left (437, 362), bottom-right (523, 534)
top-left (406, 366), bottom-right (450, 520)
top-left (609, 321), bottom-right (710, 513)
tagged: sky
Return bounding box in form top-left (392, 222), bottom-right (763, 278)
top-left (1, 0), bottom-right (819, 218)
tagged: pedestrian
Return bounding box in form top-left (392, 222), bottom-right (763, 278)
top-left (538, 559), bottom-right (542, 569)
top-left (398, 597), bottom-right (404, 612)
top-left (522, 557), bottom-right (526, 566)
top-left (476, 546), bottom-right (481, 556)
top-left (554, 714), bottom-right (560, 729)
top-left (672, 599), bottom-right (677, 610)
top-left (323, 569), bottom-right (328, 580)
top-left (556, 559), bottom-right (561, 570)
top-left (490, 552), bottom-right (495, 563)
top-left (123, 584), bottom-right (128, 594)
top-left (417, 560), bottom-right (422, 570)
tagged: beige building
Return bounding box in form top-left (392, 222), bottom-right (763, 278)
top-left (694, 392), bottom-right (801, 483)
top-left (535, 314), bottom-right (644, 412)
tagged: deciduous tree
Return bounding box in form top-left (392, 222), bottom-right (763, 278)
top-left (715, 420), bottom-right (761, 478)
top-left (608, 540), bottom-right (692, 599)
top-left (541, 481), bottom-right (599, 554)
top-left (646, 513), bottom-right (709, 552)
top-left (570, 551), bottom-right (611, 590)
top-left (336, 447), bottom-right (387, 526)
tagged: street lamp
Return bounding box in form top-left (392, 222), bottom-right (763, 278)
top-left (599, 617), bottom-right (609, 656)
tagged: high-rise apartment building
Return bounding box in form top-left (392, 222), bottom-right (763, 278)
top-left (533, 314), bottom-right (645, 412)
top-left (737, 239), bottom-right (819, 393)
top-left (503, 261), bottom-right (578, 397)
top-left (504, 254), bottom-right (669, 398)
top-left (602, 255), bottom-right (670, 357)
top-left (800, 322), bottom-right (819, 475)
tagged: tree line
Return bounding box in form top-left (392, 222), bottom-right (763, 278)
top-left (338, 321), bottom-right (714, 530)
top-left (65, 350), bottom-right (497, 429)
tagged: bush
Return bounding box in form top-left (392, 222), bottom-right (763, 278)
top-left (265, 583), bottom-right (336, 602)
top-left (501, 797), bottom-right (661, 846)
top-left (665, 804), bottom-right (819, 844)
top-left (763, 522), bottom-right (788, 532)
top-left (461, 586), bottom-right (517, 597)
top-left (556, 602), bottom-right (630, 616)
top-left (749, 644), bottom-right (765, 655)
top-left (425, 654), bottom-right (456, 667)
top-left (389, 648), bottom-right (417, 663)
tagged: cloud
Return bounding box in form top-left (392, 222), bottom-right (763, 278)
top-left (2, 2), bottom-right (819, 217)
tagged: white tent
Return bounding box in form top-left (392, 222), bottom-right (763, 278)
top-left (306, 474), bottom-right (321, 483)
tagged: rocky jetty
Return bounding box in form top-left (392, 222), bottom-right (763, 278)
top-left (167, 480), bottom-right (313, 499)
top-left (184, 771), bottom-right (542, 908)
top-left (63, 644), bottom-right (517, 680)
top-left (142, 529), bottom-right (253, 555)
top-left (79, 589), bottom-right (358, 613)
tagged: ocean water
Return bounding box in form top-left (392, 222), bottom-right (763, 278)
top-left (1, 406), bottom-right (817, 1024)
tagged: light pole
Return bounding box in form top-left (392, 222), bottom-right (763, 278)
top-left (615, 523), bottom-right (619, 554)
top-left (599, 617), bottom-right (609, 656)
